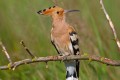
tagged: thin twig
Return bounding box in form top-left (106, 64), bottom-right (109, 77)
top-left (20, 40), bottom-right (35, 58)
top-left (100, 0), bottom-right (120, 51)
top-left (0, 55), bottom-right (120, 70)
top-left (0, 41), bottom-right (12, 63)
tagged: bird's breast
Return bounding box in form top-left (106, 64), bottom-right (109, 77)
top-left (51, 28), bottom-right (70, 50)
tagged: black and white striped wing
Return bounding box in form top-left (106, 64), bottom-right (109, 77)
top-left (69, 31), bottom-right (80, 55)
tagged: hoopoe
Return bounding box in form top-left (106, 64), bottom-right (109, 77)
top-left (37, 6), bottom-right (80, 80)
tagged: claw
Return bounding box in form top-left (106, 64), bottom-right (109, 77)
top-left (61, 56), bottom-right (67, 61)
top-left (60, 54), bottom-right (70, 61)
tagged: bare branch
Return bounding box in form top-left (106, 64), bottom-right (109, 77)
top-left (0, 41), bottom-right (12, 63)
top-left (100, 0), bottom-right (120, 51)
top-left (20, 40), bottom-right (35, 58)
top-left (0, 55), bottom-right (120, 70)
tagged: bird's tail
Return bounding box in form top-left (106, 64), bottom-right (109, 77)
top-left (65, 60), bottom-right (79, 80)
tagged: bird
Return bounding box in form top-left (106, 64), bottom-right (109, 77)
top-left (37, 6), bottom-right (80, 80)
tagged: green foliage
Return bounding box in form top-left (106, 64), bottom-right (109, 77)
top-left (0, 0), bottom-right (120, 80)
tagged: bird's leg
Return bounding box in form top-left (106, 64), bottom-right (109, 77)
top-left (60, 52), bottom-right (70, 61)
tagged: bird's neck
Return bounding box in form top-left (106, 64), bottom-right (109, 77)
top-left (52, 16), bottom-right (68, 29)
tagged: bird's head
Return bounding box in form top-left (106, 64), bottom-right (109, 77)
top-left (37, 6), bottom-right (79, 18)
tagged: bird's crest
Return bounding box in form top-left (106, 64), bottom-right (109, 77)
top-left (37, 6), bottom-right (64, 16)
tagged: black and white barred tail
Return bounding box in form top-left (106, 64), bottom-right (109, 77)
top-left (65, 61), bottom-right (79, 80)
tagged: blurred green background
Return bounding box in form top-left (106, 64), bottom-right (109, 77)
top-left (0, 0), bottom-right (120, 80)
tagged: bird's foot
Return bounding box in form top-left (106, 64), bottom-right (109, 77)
top-left (60, 53), bottom-right (70, 61)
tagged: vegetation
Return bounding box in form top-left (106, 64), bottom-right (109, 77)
top-left (0, 0), bottom-right (120, 80)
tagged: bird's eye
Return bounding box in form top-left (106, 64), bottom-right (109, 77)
top-left (57, 11), bottom-right (59, 14)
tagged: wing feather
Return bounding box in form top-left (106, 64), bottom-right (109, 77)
top-left (69, 31), bottom-right (80, 78)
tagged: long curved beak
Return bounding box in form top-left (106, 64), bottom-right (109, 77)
top-left (64, 10), bottom-right (80, 13)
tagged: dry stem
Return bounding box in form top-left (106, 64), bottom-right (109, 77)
top-left (100, 0), bottom-right (120, 51)
top-left (0, 41), bottom-right (12, 63)
top-left (20, 40), bottom-right (35, 58)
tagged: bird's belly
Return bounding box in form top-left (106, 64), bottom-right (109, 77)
top-left (55, 35), bottom-right (69, 48)
top-left (52, 34), bottom-right (70, 53)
